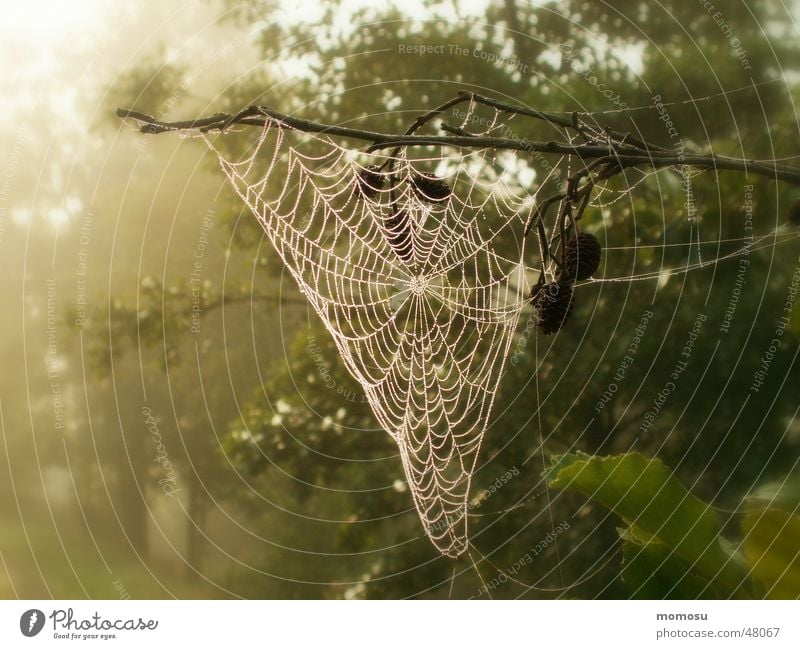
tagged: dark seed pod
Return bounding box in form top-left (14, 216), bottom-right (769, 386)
top-left (411, 173), bottom-right (451, 202)
top-left (789, 198), bottom-right (800, 226)
top-left (529, 279), bottom-right (544, 303)
top-left (384, 209), bottom-right (414, 262)
top-left (562, 232), bottom-right (601, 280)
top-left (356, 165), bottom-right (384, 200)
top-left (534, 280), bottom-right (574, 335)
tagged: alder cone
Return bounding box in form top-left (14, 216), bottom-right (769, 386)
top-left (411, 173), bottom-right (451, 201)
top-left (533, 281), bottom-right (574, 334)
top-left (357, 166), bottom-right (384, 200)
top-left (563, 232), bottom-right (601, 280)
top-left (384, 210), bottom-right (414, 262)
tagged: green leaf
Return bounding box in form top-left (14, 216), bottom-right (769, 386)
top-left (742, 506), bottom-right (800, 598)
top-left (748, 474), bottom-right (800, 511)
top-left (546, 452), bottom-right (750, 595)
top-left (620, 528), bottom-right (723, 598)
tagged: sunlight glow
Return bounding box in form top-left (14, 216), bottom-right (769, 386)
top-left (2, 0), bottom-right (103, 47)
top-left (1, 0), bottom-right (105, 87)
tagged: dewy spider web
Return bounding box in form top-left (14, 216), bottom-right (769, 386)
top-left (206, 117), bottom-right (536, 557)
top-left (193, 91), bottom-right (795, 560)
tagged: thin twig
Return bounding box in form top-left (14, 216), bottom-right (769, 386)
top-left (116, 103), bottom-right (800, 185)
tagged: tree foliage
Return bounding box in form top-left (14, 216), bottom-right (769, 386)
top-left (67, 0), bottom-right (800, 598)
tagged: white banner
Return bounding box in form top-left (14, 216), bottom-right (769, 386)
top-left (0, 600), bottom-right (798, 648)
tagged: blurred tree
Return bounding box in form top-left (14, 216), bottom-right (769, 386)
top-left (86, 0), bottom-right (800, 598)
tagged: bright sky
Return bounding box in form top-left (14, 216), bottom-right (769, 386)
top-left (0, 1), bottom-right (103, 227)
top-left (2, 0), bottom-right (103, 40)
top-left (0, 0), bottom-right (107, 123)
top-left (1, 0), bottom-right (104, 72)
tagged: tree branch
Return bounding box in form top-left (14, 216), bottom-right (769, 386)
top-left (116, 101), bottom-right (800, 185)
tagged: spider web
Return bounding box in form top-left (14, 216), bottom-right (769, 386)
top-left (205, 116), bottom-right (541, 557)
top-left (196, 87), bottom-right (798, 561)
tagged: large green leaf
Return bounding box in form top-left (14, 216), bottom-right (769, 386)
top-left (742, 506), bottom-right (800, 599)
top-left (748, 474), bottom-right (800, 511)
top-left (620, 530), bottom-right (720, 598)
top-left (546, 452), bottom-right (750, 595)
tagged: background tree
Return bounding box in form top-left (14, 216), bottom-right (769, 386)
top-left (2, 0), bottom-right (799, 599)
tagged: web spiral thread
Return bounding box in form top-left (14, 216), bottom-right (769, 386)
top-left (206, 117), bottom-right (534, 556)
